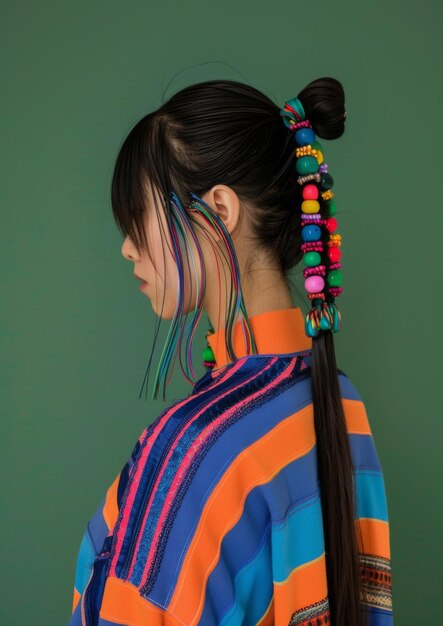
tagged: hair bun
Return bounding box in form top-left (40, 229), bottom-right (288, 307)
top-left (296, 77), bottom-right (346, 141)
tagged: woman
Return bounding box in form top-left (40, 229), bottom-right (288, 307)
top-left (69, 77), bottom-right (393, 626)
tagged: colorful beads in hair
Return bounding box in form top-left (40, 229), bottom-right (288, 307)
top-left (279, 97), bottom-right (343, 338)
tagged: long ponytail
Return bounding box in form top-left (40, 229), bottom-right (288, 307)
top-left (295, 78), bottom-right (369, 626)
top-left (311, 330), bottom-right (368, 626)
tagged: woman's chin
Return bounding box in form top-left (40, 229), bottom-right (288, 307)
top-left (149, 298), bottom-right (176, 321)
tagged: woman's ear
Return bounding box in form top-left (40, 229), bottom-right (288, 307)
top-left (201, 184), bottom-right (241, 240)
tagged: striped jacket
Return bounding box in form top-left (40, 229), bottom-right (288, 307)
top-left (69, 307), bottom-right (393, 625)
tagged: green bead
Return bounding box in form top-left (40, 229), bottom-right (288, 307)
top-left (304, 251), bottom-right (321, 267)
top-left (296, 155), bottom-right (318, 175)
top-left (327, 270), bottom-right (343, 286)
top-left (320, 173), bottom-right (334, 190)
top-left (202, 346), bottom-right (215, 361)
top-left (326, 199), bottom-right (337, 216)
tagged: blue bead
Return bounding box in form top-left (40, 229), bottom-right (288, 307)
top-left (302, 224), bottom-right (322, 242)
top-left (295, 127), bottom-right (316, 146)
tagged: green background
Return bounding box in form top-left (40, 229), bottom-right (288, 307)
top-left (1, 1), bottom-right (440, 623)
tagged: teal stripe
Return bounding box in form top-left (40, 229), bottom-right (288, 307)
top-left (355, 469), bottom-right (388, 521)
top-left (74, 530), bottom-right (96, 595)
top-left (271, 493), bottom-right (325, 583)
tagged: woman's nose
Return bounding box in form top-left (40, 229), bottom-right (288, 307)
top-left (121, 236), bottom-right (139, 261)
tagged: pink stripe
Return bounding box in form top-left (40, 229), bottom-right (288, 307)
top-left (137, 356), bottom-right (298, 588)
top-left (108, 359), bottom-right (244, 578)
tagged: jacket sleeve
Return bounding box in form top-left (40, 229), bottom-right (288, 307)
top-left (70, 438), bottom-right (142, 615)
top-left (344, 384), bottom-right (394, 623)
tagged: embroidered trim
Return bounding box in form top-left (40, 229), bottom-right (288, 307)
top-left (287, 552), bottom-right (393, 625)
top-left (288, 596), bottom-right (330, 625)
top-left (359, 553), bottom-right (393, 611)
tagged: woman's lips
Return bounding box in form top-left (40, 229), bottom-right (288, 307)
top-left (134, 273), bottom-right (148, 289)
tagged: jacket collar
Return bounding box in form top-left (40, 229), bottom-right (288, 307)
top-left (206, 306), bottom-right (312, 369)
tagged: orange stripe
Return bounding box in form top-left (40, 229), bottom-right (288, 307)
top-left (72, 587), bottom-right (80, 614)
top-left (100, 576), bottom-right (181, 626)
top-left (342, 398), bottom-right (372, 435)
top-left (274, 553), bottom-right (328, 626)
top-left (169, 404), bottom-right (316, 624)
top-left (103, 472), bottom-right (120, 532)
top-left (356, 518), bottom-right (391, 559)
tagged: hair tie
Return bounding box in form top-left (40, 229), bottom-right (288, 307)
top-left (280, 96), bottom-right (343, 338)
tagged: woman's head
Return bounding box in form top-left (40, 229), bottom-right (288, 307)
top-left (120, 178), bottom-right (246, 321)
top-left (113, 77), bottom-right (345, 363)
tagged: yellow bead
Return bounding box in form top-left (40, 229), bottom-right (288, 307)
top-left (301, 200), bottom-right (320, 214)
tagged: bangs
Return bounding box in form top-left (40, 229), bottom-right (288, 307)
top-left (111, 116), bottom-right (155, 253)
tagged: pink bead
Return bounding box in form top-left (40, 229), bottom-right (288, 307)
top-left (302, 184), bottom-right (319, 200)
top-left (305, 275), bottom-right (325, 293)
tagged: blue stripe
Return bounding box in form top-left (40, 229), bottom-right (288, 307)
top-left (349, 433), bottom-right (382, 469)
top-left (88, 496), bottom-right (108, 550)
top-left (68, 597), bottom-right (84, 626)
top-left (338, 372), bottom-right (364, 401)
top-left (366, 605), bottom-right (394, 625)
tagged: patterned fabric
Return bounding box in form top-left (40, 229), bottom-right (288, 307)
top-left (69, 307), bottom-right (393, 625)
